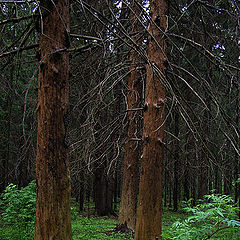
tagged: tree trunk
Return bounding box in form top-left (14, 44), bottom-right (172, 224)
top-left (183, 133), bottom-right (190, 201)
top-left (1, 67), bottom-right (13, 192)
top-left (223, 146), bottom-right (233, 195)
top-left (34, 1), bottom-right (72, 239)
top-left (214, 167), bottom-right (221, 194)
top-left (118, 0), bottom-right (142, 231)
top-left (163, 167), bottom-right (168, 207)
top-left (94, 165), bottom-right (114, 216)
top-left (198, 160), bottom-right (208, 199)
top-left (235, 85), bottom-right (240, 218)
top-left (135, 0), bottom-right (167, 239)
top-left (173, 111), bottom-right (179, 211)
top-left (79, 182), bottom-right (85, 212)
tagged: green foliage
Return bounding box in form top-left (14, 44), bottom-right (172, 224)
top-left (72, 216), bottom-right (133, 240)
top-left (163, 193), bottom-right (240, 240)
top-left (235, 177), bottom-right (240, 184)
top-left (0, 181), bottom-right (36, 240)
top-left (1, 187), bottom-right (239, 240)
top-left (71, 203), bottom-right (79, 221)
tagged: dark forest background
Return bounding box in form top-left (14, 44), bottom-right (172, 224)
top-left (0, 0), bottom-right (239, 217)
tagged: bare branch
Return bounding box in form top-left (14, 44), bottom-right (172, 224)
top-left (0, 44), bottom-right (39, 58)
top-left (0, 15), bottom-right (36, 25)
top-left (0, 0), bottom-right (37, 3)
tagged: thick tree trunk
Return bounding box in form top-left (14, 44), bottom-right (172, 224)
top-left (135, 0), bottom-right (167, 239)
top-left (118, 0), bottom-right (142, 231)
top-left (34, 1), bottom-right (72, 239)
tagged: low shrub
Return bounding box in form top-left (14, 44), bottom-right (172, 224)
top-left (0, 181), bottom-right (36, 239)
top-left (163, 193), bottom-right (240, 240)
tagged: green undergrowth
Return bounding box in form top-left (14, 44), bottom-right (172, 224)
top-left (72, 216), bottom-right (132, 240)
top-left (1, 182), bottom-right (240, 240)
top-left (71, 211), bottom-right (189, 240)
top-left (70, 209), bottom-right (186, 240)
top-left (71, 201), bottom-right (132, 239)
top-left (0, 181), bottom-right (36, 240)
top-left (162, 194), bottom-right (240, 240)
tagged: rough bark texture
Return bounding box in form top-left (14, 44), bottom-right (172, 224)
top-left (134, 0), bottom-right (167, 239)
top-left (34, 0), bottom-right (72, 239)
top-left (118, 0), bottom-right (142, 231)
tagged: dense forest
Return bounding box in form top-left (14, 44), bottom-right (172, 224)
top-left (0, 0), bottom-right (240, 240)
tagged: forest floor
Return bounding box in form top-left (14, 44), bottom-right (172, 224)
top-left (1, 198), bottom-right (239, 239)
top-left (71, 205), bottom-right (240, 240)
top-left (71, 209), bottom-right (186, 240)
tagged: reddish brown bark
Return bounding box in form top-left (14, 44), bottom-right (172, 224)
top-left (135, 0), bottom-right (167, 239)
top-left (34, 0), bottom-right (72, 239)
top-left (118, 1), bottom-right (142, 231)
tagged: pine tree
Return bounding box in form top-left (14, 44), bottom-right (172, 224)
top-left (35, 0), bottom-right (72, 239)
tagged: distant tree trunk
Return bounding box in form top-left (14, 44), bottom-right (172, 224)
top-left (183, 133), bottom-right (190, 201)
top-left (183, 165), bottom-right (190, 201)
top-left (79, 181), bottom-right (85, 212)
top-left (135, 0), bottom-right (167, 239)
top-left (173, 110), bottom-right (179, 211)
top-left (74, 175), bottom-right (85, 212)
top-left (93, 102), bottom-right (115, 217)
top-left (118, 0), bottom-right (142, 231)
top-left (198, 157), bottom-right (208, 199)
top-left (198, 37), bottom-right (213, 199)
top-left (198, 106), bottom-right (210, 200)
top-left (191, 175), bottom-right (196, 206)
top-left (1, 67), bottom-right (13, 192)
top-left (113, 173), bottom-right (118, 212)
top-left (34, 1), bottom-right (72, 239)
top-left (94, 164), bottom-right (114, 216)
top-left (163, 164), bottom-right (168, 207)
top-left (223, 144), bottom-right (233, 195)
top-left (214, 167), bottom-right (221, 193)
top-left (235, 85), bottom-right (240, 218)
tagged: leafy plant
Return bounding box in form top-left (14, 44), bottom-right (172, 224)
top-left (0, 181), bottom-right (36, 239)
top-left (163, 193), bottom-right (240, 240)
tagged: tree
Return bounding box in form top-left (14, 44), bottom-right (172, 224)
top-left (118, 0), bottom-right (143, 231)
top-left (135, 0), bottom-right (168, 239)
top-left (173, 110), bottom-right (180, 211)
top-left (1, 2), bottom-right (240, 238)
top-left (34, 0), bottom-right (72, 239)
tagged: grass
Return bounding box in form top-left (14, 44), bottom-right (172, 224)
top-left (1, 200), bottom-right (239, 239)
top-left (71, 201), bottom-right (132, 239)
top-left (162, 210), bottom-right (188, 229)
top-left (71, 209), bottom-right (240, 240)
top-left (72, 216), bottom-right (132, 240)
top-left (71, 209), bottom-right (187, 240)
top-left (1, 211), bottom-right (239, 239)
